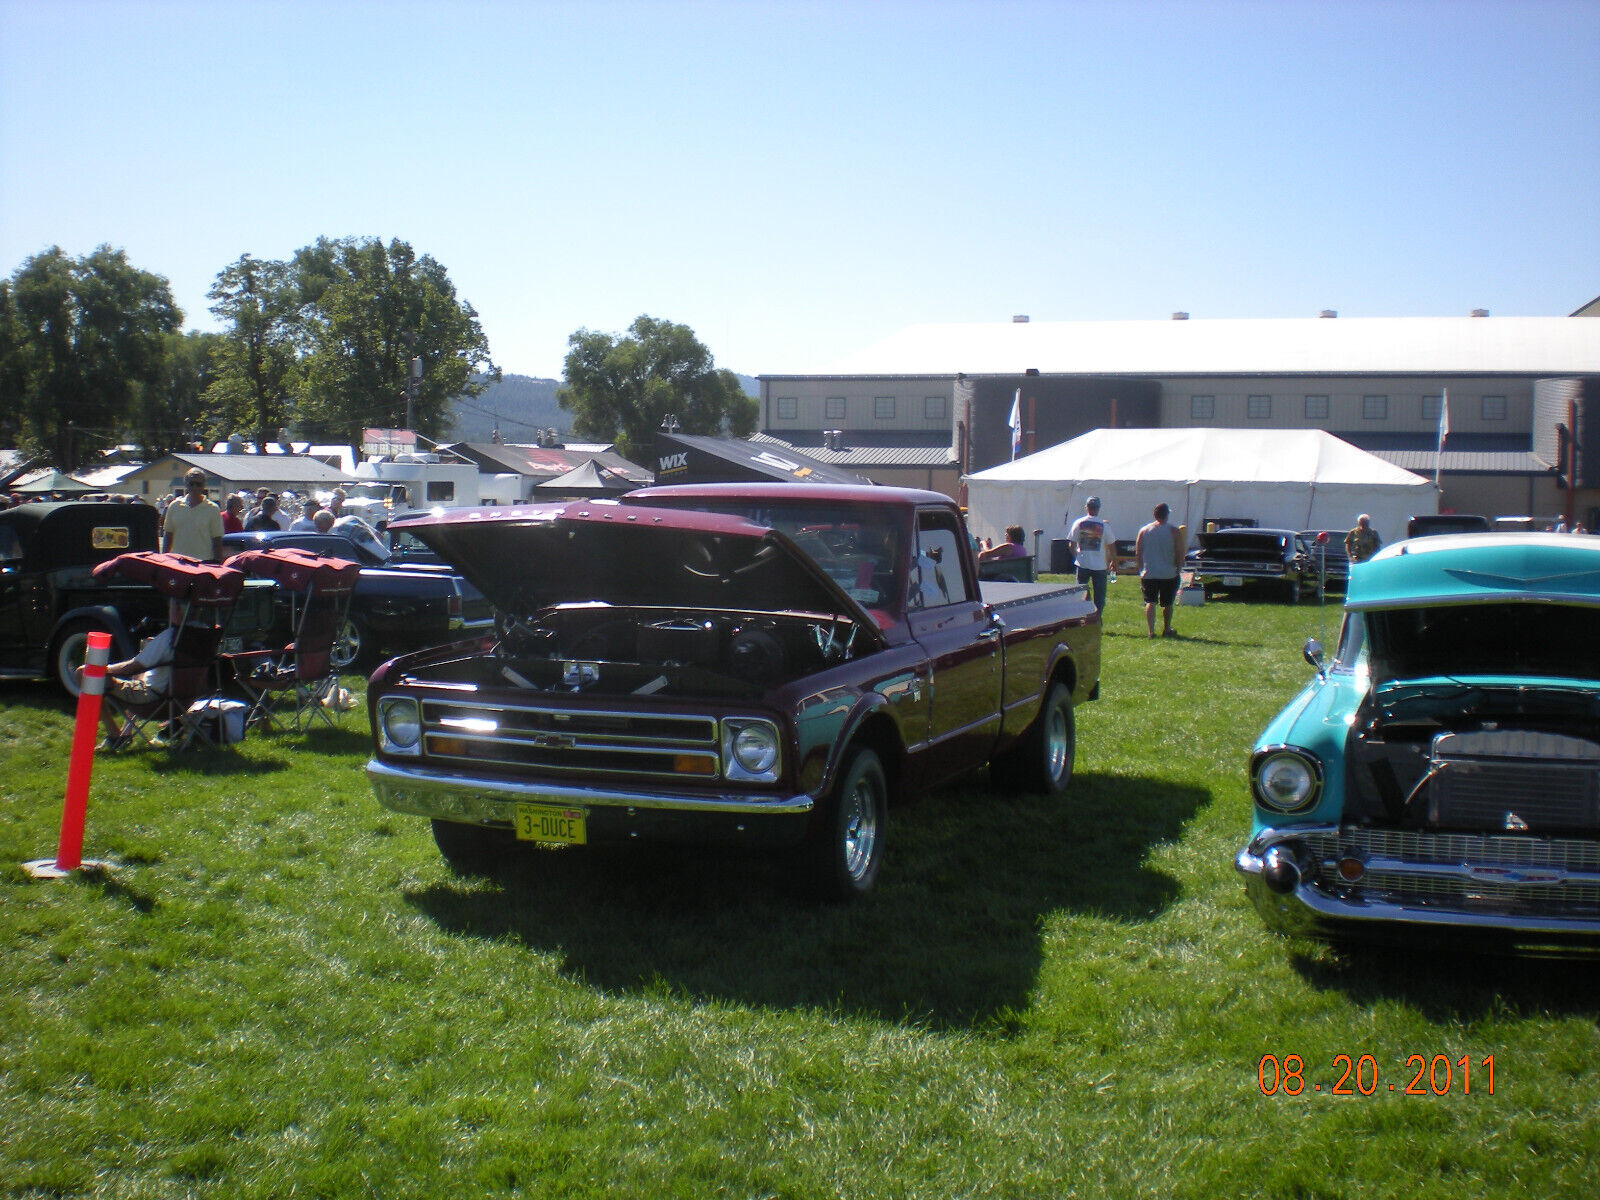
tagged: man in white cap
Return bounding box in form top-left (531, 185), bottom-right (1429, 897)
top-left (1067, 496), bottom-right (1113, 614)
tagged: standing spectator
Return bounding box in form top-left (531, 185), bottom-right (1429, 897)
top-left (1344, 514), bottom-right (1382, 563)
top-left (161, 469), bottom-right (225, 562)
top-left (289, 497), bottom-right (322, 531)
top-left (244, 494), bottom-right (283, 532)
top-left (1136, 502), bottom-right (1182, 639)
top-left (1067, 496), bottom-right (1113, 615)
top-left (245, 488), bottom-right (271, 525)
top-left (328, 487), bottom-right (347, 519)
top-left (221, 493), bottom-right (245, 534)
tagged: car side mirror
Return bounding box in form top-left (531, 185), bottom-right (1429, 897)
top-left (1303, 637), bottom-right (1325, 675)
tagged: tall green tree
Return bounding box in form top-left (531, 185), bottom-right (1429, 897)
top-left (558, 315), bottom-right (756, 459)
top-left (1, 245), bottom-right (180, 468)
top-left (293, 237), bottom-right (496, 445)
top-left (133, 330), bottom-right (226, 458)
top-left (204, 254), bottom-right (302, 449)
top-left (0, 280), bottom-right (23, 450)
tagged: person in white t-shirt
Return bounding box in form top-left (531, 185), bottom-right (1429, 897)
top-left (1067, 496), bottom-right (1113, 614)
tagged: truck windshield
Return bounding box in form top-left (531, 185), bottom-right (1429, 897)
top-left (635, 498), bottom-right (906, 608)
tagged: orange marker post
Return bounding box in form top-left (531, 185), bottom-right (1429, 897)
top-left (24, 630), bottom-right (114, 880)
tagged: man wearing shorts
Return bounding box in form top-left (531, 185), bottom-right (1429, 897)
top-left (1136, 502), bottom-right (1182, 639)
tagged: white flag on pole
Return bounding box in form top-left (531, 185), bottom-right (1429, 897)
top-left (1009, 388), bottom-right (1022, 460)
top-left (1434, 388), bottom-right (1450, 488)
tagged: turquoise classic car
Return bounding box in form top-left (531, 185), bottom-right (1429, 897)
top-left (1236, 533), bottom-right (1600, 953)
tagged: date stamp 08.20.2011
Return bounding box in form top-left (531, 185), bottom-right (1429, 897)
top-left (1257, 1054), bottom-right (1495, 1097)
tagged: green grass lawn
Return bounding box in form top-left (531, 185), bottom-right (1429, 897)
top-left (3, 584), bottom-right (1597, 1198)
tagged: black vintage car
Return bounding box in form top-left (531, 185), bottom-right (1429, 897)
top-left (1189, 527), bottom-right (1320, 602)
top-left (1298, 530), bottom-right (1351, 592)
top-left (222, 520), bottom-right (494, 669)
top-left (0, 502), bottom-right (276, 692)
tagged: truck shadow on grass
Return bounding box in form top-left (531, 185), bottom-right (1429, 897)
top-left (1289, 944), bottom-right (1600, 1022)
top-left (403, 772), bottom-right (1208, 1030)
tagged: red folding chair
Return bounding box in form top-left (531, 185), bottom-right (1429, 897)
top-left (89, 553), bottom-right (245, 751)
top-left (223, 548), bottom-right (361, 732)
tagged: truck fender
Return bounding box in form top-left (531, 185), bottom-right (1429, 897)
top-left (808, 690), bottom-right (905, 804)
top-left (52, 604), bottom-right (140, 660)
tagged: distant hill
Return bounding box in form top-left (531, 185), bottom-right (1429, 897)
top-left (445, 372), bottom-right (760, 443)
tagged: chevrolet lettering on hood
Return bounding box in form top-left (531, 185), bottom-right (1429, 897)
top-left (364, 483), bottom-right (1102, 900)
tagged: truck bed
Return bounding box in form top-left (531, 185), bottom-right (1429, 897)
top-left (978, 578), bottom-right (1090, 612)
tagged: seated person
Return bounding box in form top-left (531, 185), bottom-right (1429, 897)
top-left (77, 601), bottom-right (182, 745)
top-left (978, 525), bottom-right (1029, 561)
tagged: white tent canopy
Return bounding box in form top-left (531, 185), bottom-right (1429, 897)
top-left (964, 428), bottom-right (1435, 549)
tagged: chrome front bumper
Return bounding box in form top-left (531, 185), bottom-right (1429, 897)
top-left (1237, 824), bottom-right (1600, 946)
top-left (367, 757), bottom-right (814, 828)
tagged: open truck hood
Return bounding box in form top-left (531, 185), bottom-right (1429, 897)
top-left (387, 501), bottom-right (889, 648)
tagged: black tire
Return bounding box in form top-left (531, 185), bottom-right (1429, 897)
top-left (799, 747), bottom-right (886, 901)
top-left (431, 819), bottom-right (518, 874)
top-left (51, 618), bottom-right (116, 698)
top-left (331, 615), bottom-right (370, 671)
top-left (991, 681), bottom-right (1076, 796)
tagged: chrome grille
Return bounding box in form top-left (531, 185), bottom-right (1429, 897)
top-left (1304, 827), bottom-right (1600, 919)
top-left (418, 696), bottom-right (721, 779)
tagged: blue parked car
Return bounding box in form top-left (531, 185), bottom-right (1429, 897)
top-left (1236, 533), bottom-right (1600, 954)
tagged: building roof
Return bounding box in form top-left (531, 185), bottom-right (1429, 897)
top-left (749, 432), bottom-right (957, 468)
top-left (448, 442), bottom-right (652, 484)
top-left (1335, 430), bottom-right (1553, 475)
top-left (128, 453), bottom-right (356, 485)
top-left (789, 316), bottom-right (1600, 378)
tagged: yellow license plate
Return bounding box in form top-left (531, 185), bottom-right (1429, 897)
top-left (514, 804), bottom-right (586, 845)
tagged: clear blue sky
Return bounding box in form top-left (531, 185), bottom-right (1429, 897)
top-left (3, 0), bottom-right (1596, 381)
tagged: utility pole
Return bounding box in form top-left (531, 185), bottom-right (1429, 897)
top-left (406, 355), bottom-right (422, 431)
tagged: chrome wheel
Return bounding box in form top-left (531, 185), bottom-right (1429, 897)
top-left (331, 617), bottom-right (366, 671)
top-left (800, 746), bottom-right (886, 900)
top-left (992, 681), bottom-right (1075, 796)
top-left (1044, 696), bottom-right (1073, 788)
top-left (840, 770), bottom-right (881, 883)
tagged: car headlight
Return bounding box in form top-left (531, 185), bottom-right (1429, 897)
top-left (723, 718), bottom-right (781, 782)
top-left (379, 696), bottom-right (422, 754)
top-left (1252, 748), bottom-right (1321, 813)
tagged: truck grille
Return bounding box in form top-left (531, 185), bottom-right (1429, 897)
top-left (418, 696), bottom-right (721, 779)
top-left (1303, 827), bottom-right (1600, 920)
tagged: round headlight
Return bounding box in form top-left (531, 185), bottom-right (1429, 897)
top-left (730, 722), bottom-right (779, 775)
top-left (1254, 751), bottom-right (1318, 813)
top-left (380, 698), bottom-right (421, 749)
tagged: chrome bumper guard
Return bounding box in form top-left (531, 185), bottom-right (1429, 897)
top-left (367, 758), bottom-right (814, 827)
top-left (1237, 824), bottom-right (1600, 941)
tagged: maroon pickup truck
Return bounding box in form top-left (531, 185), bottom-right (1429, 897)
top-left (365, 483), bottom-right (1101, 898)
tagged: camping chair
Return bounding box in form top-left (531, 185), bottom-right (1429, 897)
top-left (223, 548), bottom-right (361, 732)
top-left (89, 553), bottom-right (245, 751)
top-left (978, 554), bottom-right (1036, 583)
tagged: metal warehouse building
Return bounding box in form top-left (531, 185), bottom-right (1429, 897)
top-left (758, 308), bottom-right (1600, 527)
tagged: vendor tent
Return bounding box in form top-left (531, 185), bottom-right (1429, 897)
top-left (10, 468), bottom-right (96, 495)
top-left (964, 428), bottom-right (1434, 548)
top-left (535, 458), bottom-right (636, 498)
